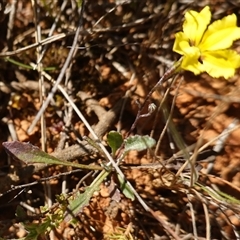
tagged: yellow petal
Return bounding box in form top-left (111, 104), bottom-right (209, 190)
top-left (202, 50), bottom-right (240, 78)
top-left (173, 32), bottom-right (189, 55)
top-left (200, 14), bottom-right (240, 51)
top-left (183, 6), bottom-right (211, 46)
top-left (173, 32), bottom-right (190, 55)
top-left (181, 55), bottom-right (204, 75)
top-left (173, 32), bottom-right (201, 57)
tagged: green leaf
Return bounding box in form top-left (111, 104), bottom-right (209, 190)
top-left (117, 174), bottom-right (135, 201)
top-left (124, 135), bottom-right (156, 153)
top-left (65, 170), bottom-right (110, 221)
top-left (107, 131), bottom-right (123, 156)
top-left (2, 141), bottom-right (102, 171)
top-left (16, 206), bottom-right (27, 220)
top-left (22, 217), bottom-right (52, 240)
top-left (5, 57), bottom-right (57, 71)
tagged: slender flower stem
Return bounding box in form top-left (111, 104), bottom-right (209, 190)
top-left (129, 59), bottom-right (181, 135)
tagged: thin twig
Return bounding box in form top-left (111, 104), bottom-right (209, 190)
top-left (188, 196), bottom-right (198, 239)
top-left (6, 0), bottom-right (16, 40)
top-left (27, 3), bottom-right (85, 134)
top-left (37, 0), bottom-right (69, 64)
top-left (0, 169), bottom-right (83, 197)
top-left (0, 33), bottom-right (72, 57)
top-left (192, 189), bottom-right (211, 240)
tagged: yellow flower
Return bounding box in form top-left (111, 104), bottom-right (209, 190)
top-left (173, 6), bottom-right (240, 79)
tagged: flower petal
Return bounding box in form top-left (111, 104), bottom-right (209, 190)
top-left (183, 6), bottom-right (211, 46)
top-left (200, 14), bottom-right (240, 51)
top-left (180, 55), bottom-right (204, 75)
top-left (173, 32), bottom-right (201, 57)
top-left (202, 50), bottom-right (240, 78)
top-left (173, 32), bottom-right (189, 55)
